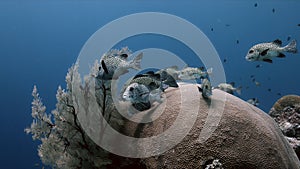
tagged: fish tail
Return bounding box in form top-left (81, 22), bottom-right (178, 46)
top-left (129, 52), bottom-right (143, 70)
top-left (284, 39), bottom-right (297, 53)
top-left (236, 86), bottom-right (242, 95)
top-left (161, 71), bottom-right (179, 88)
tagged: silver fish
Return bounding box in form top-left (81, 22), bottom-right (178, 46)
top-left (178, 66), bottom-right (213, 80)
top-left (197, 78), bottom-right (212, 99)
top-left (216, 82), bottom-right (241, 95)
top-left (156, 66), bottom-right (180, 80)
top-left (247, 98), bottom-right (259, 106)
top-left (123, 70), bottom-right (178, 93)
top-left (122, 83), bottom-right (163, 112)
top-left (97, 49), bottom-right (143, 80)
top-left (245, 39), bottom-right (297, 63)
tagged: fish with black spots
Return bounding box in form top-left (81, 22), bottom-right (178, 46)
top-left (97, 49), bottom-right (143, 80)
top-left (245, 39), bottom-right (297, 63)
top-left (178, 66), bottom-right (213, 80)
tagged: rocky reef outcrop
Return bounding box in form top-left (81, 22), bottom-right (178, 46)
top-left (113, 83), bottom-right (300, 169)
top-left (269, 95), bottom-right (300, 160)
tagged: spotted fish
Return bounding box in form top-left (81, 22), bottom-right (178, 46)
top-left (97, 49), bottom-right (143, 80)
top-left (245, 39), bottom-right (297, 63)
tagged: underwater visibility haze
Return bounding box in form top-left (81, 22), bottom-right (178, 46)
top-left (0, 1), bottom-right (300, 168)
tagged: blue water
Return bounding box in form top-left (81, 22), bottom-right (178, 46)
top-left (0, 1), bottom-right (300, 168)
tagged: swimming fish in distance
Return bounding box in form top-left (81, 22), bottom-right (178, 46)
top-left (245, 39), bottom-right (297, 63)
top-left (215, 82), bottom-right (242, 95)
top-left (247, 98), bottom-right (259, 106)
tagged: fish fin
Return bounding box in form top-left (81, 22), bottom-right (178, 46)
top-left (284, 39), bottom-right (297, 53)
top-left (145, 71), bottom-right (155, 75)
top-left (272, 39), bottom-right (282, 46)
top-left (162, 72), bottom-right (179, 88)
top-left (148, 82), bottom-right (157, 91)
top-left (197, 86), bottom-right (203, 92)
top-left (262, 58), bottom-right (273, 63)
top-left (160, 82), bottom-right (169, 92)
top-left (133, 74), bottom-right (146, 79)
top-left (153, 74), bottom-right (161, 80)
top-left (236, 86), bottom-right (242, 95)
top-left (169, 65), bottom-right (179, 70)
top-left (277, 53), bottom-right (286, 58)
top-left (199, 66), bottom-right (205, 71)
top-left (260, 48), bottom-right (269, 56)
top-left (101, 60), bottom-right (109, 74)
top-left (130, 52), bottom-right (143, 70)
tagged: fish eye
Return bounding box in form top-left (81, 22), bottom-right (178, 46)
top-left (249, 50), bottom-right (254, 54)
top-left (129, 87), bottom-right (134, 91)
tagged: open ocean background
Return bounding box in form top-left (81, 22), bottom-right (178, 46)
top-left (0, 1), bottom-right (299, 168)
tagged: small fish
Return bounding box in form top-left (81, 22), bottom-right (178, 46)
top-left (287, 36), bottom-right (291, 41)
top-left (272, 8), bottom-right (275, 13)
top-left (245, 39), bottom-right (297, 63)
top-left (223, 59), bottom-right (227, 63)
top-left (256, 64), bottom-right (262, 68)
top-left (97, 49), bottom-right (143, 80)
top-left (268, 88), bottom-right (272, 92)
top-left (250, 75), bottom-right (255, 79)
top-left (211, 28), bottom-right (214, 32)
top-left (254, 81), bottom-right (261, 86)
top-left (197, 78), bottom-right (212, 99)
top-left (236, 40), bottom-right (240, 44)
top-left (178, 66), bottom-right (213, 80)
top-left (298, 24), bottom-right (300, 27)
top-left (215, 82), bottom-right (242, 95)
top-left (225, 24), bottom-right (231, 27)
top-left (254, 3), bottom-right (258, 7)
top-left (247, 98), bottom-right (259, 106)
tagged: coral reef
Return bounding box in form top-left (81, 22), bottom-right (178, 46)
top-left (121, 83), bottom-right (300, 169)
top-left (269, 95), bottom-right (300, 159)
top-left (205, 158), bottom-right (223, 169)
